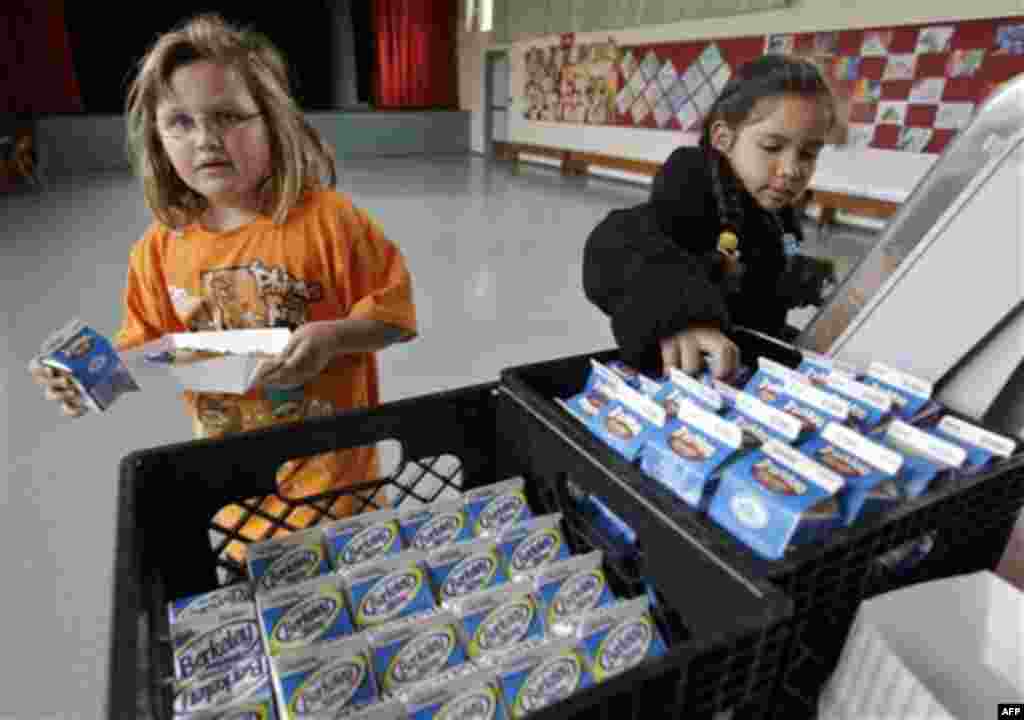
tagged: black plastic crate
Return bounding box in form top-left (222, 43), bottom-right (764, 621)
top-left (108, 381), bottom-right (792, 720)
top-left (498, 332), bottom-right (1024, 718)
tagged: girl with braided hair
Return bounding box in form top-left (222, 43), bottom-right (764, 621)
top-left (584, 54), bottom-right (839, 380)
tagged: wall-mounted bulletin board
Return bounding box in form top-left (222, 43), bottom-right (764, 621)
top-left (522, 17), bottom-right (1024, 154)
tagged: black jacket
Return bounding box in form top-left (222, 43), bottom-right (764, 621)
top-left (583, 145), bottom-right (813, 375)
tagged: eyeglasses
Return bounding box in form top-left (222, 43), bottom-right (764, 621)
top-left (157, 110), bottom-right (263, 141)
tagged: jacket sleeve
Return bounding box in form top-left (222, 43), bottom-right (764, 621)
top-left (583, 203), bottom-right (732, 366)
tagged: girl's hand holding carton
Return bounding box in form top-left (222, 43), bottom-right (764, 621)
top-left (659, 323), bottom-right (740, 380)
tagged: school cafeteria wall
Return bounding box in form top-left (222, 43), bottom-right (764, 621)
top-left (464, 0), bottom-right (1019, 199)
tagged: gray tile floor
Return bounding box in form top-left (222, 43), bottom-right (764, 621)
top-left (0, 155), bottom-right (879, 719)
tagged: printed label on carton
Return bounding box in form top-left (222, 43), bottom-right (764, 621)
top-left (178, 698), bottom-right (279, 720)
top-left (708, 440), bottom-right (845, 560)
top-left (819, 371), bottom-right (893, 431)
top-left (453, 580), bottom-right (544, 660)
top-left (797, 353), bottom-right (858, 387)
top-left (577, 597), bottom-right (668, 684)
top-left (488, 637), bottom-right (593, 719)
top-left (172, 654), bottom-right (272, 718)
top-left (592, 403), bottom-right (654, 461)
top-left (640, 397), bottom-right (742, 508)
top-left (562, 362), bottom-right (623, 423)
top-left (745, 361), bottom-right (849, 437)
top-left (325, 509), bottom-right (405, 572)
top-left (271, 634), bottom-right (377, 719)
top-left (400, 500), bottom-right (474, 554)
top-left (535, 552), bottom-right (616, 637)
top-left (727, 391), bottom-right (802, 447)
top-left (248, 528), bottom-right (329, 594)
top-left (367, 610), bottom-right (469, 697)
top-left (932, 416), bottom-right (1015, 468)
top-left (800, 423), bottom-right (903, 525)
top-left (36, 318), bottom-right (140, 412)
top-left (880, 420), bottom-right (965, 498)
top-left (464, 478), bottom-right (534, 539)
top-left (173, 609), bottom-right (265, 685)
top-left (404, 667), bottom-right (508, 720)
top-left (169, 584), bottom-right (255, 626)
top-left (257, 574), bottom-right (355, 656)
top-left (862, 362), bottom-right (932, 420)
top-left (426, 537), bottom-right (508, 608)
top-left (665, 367), bottom-right (724, 412)
top-left (345, 550), bottom-right (436, 630)
top-left (498, 514), bottom-right (570, 582)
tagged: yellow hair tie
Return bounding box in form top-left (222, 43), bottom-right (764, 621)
top-left (718, 231), bottom-right (739, 253)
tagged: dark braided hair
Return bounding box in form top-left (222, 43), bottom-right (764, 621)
top-left (700, 54), bottom-right (836, 238)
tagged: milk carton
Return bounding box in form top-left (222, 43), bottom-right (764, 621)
top-left (453, 580), bottom-right (545, 660)
top-left (497, 514), bottom-right (572, 583)
top-left (403, 666), bottom-right (508, 720)
top-left (172, 654), bottom-right (274, 719)
top-left (534, 552), bottom-right (617, 638)
top-left (654, 367), bottom-right (726, 415)
top-left (171, 607), bottom-right (265, 687)
top-left (799, 423), bottom-right (904, 525)
top-left (744, 358), bottom-right (850, 441)
top-left (880, 420), bottom-right (968, 499)
top-left (257, 574), bottom-right (355, 656)
top-left (168, 584), bottom-right (254, 626)
top-left (324, 508), bottom-right (405, 573)
top-left (708, 439), bottom-right (846, 560)
top-left (483, 636), bottom-right (594, 719)
top-left (343, 550), bottom-right (436, 631)
top-left (366, 609), bottom-right (470, 698)
top-left (723, 390), bottom-right (803, 450)
top-left (860, 362), bottom-right (933, 422)
top-left (817, 371), bottom-right (894, 433)
top-left (399, 500), bottom-right (474, 554)
top-left (927, 415), bottom-right (1016, 473)
top-left (640, 396), bottom-right (743, 509)
top-left (796, 352), bottom-right (859, 387)
top-left (559, 360), bottom-right (624, 427)
top-left (247, 526), bottom-right (330, 595)
top-left (587, 362), bottom-right (668, 462)
top-left (463, 477), bottom-right (534, 539)
top-left (35, 318), bottom-right (139, 412)
top-left (270, 634), bottom-right (378, 719)
top-left (576, 596), bottom-right (668, 684)
top-left (426, 537), bottom-right (509, 609)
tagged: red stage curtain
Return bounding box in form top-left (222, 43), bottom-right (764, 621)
top-left (1, 1), bottom-right (84, 114)
top-left (372, 0), bottom-right (458, 109)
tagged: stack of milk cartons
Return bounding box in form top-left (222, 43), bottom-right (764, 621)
top-left (164, 476), bottom-right (672, 718)
top-left (559, 353), bottom-right (1017, 563)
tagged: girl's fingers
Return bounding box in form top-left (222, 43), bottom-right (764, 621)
top-left (677, 337), bottom-right (703, 376)
top-left (660, 338), bottom-right (681, 375)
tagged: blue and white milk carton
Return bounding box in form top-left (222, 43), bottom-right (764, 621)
top-left (926, 415), bottom-right (1015, 474)
top-left (640, 396), bottom-right (743, 509)
top-left (484, 636), bottom-right (594, 719)
top-left (399, 499), bottom-right (475, 554)
top-left (744, 358), bottom-right (850, 442)
top-left (559, 360), bottom-right (625, 427)
top-left (172, 654), bottom-right (275, 720)
top-left (455, 579), bottom-right (546, 661)
top-left (796, 351), bottom-right (859, 387)
top-left (367, 608), bottom-right (470, 698)
top-left (324, 508), bottom-right (405, 573)
top-left (816, 370), bottom-right (894, 433)
top-left (171, 606), bottom-right (265, 687)
top-left (403, 665), bottom-right (508, 720)
top-left (534, 551), bottom-right (617, 638)
top-left (576, 596), bottom-right (668, 684)
top-left (589, 363), bottom-right (668, 462)
top-left (654, 367), bottom-right (725, 415)
top-left (860, 361), bottom-right (933, 422)
top-left (498, 514), bottom-right (572, 583)
top-left (799, 422), bottom-right (904, 525)
top-left (270, 634), bottom-right (378, 719)
top-left (723, 390), bottom-right (803, 450)
top-left (464, 477), bottom-right (534, 539)
top-left (257, 573), bottom-right (356, 657)
top-left (709, 439), bottom-right (846, 561)
top-left (878, 419), bottom-right (968, 499)
top-left (247, 526), bottom-right (330, 595)
top-left (168, 584), bottom-right (254, 626)
top-left (343, 549), bottom-right (437, 631)
top-left (426, 536), bottom-right (509, 609)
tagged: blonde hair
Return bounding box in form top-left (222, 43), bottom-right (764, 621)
top-left (124, 12), bottom-right (337, 229)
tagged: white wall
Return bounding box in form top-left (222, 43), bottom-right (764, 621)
top-left (459, 0), bottom-right (1021, 197)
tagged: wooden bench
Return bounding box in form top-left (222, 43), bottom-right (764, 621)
top-left (493, 141), bottom-right (901, 229)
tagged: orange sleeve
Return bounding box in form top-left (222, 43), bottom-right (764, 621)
top-left (344, 205), bottom-right (418, 341)
top-left (113, 227), bottom-right (181, 352)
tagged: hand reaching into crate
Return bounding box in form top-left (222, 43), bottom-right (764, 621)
top-left (659, 323), bottom-right (740, 380)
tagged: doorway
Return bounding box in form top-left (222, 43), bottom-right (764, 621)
top-left (483, 50), bottom-right (510, 156)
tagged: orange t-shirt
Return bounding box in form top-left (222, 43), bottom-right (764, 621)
top-left (114, 187), bottom-right (417, 561)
